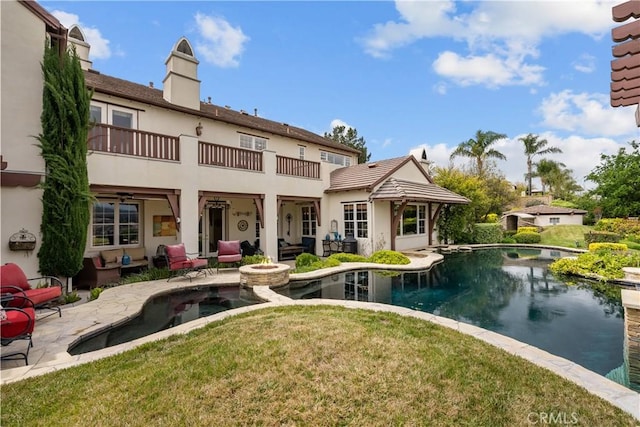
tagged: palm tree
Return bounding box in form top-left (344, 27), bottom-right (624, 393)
top-left (519, 133), bottom-right (562, 196)
top-left (449, 130), bottom-right (507, 177)
top-left (534, 158), bottom-right (565, 194)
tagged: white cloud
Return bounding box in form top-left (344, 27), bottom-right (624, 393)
top-left (329, 119), bottom-right (354, 133)
top-left (194, 13), bottom-right (249, 68)
top-left (538, 90), bottom-right (637, 137)
top-left (573, 53), bottom-right (596, 73)
top-left (361, 0), bottom-right (615, 88)
top-left (433, 50), bottom-right (544, 88)
top-left (52, 10), bottom-right (112, 60)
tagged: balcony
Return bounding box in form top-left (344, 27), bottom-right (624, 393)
top-left (88, 124), bottom-right (179, 161)
top-left (276, 155), bottom-right (320, 179)
top-left (199, 142), bottom-right (263, 171)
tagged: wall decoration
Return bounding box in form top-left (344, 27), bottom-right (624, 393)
top-left (153, 215), bottom-right (177, 236)
top-left (237, 219), bottom-right (249, 231)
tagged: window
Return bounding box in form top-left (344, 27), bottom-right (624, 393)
top-left (239, 134), bottom-right (267, 151)
top-left (299, 145), bottom-right (305, 160)
top-left (301, 206), bottom-right (317, 236)
top-left (550, 217), bottom-right (560, 225)
top-left (344, 203), bottom-right (368, 238)
top-left (92, 200), bottom-right (140, 247)
top-left (112, 110), bottom-right (133, 129)
top-left (396, 204), bottom-right (427, 236)
top-left (90, 105), bottom-right (102, 124)
top-left (320, 151), bottom-right (351, 166)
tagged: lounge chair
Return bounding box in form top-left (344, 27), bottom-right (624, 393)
top-left (0, 263), bottom-right (63, 317)
top-left (164, 243), bottom-right (208, 282)
top-left (1, 303), bottom-right (36, 365)
top-left (217, 240), bottom-right (242, 272)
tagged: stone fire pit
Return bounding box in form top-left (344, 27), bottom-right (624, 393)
top-left (239, 263), bottom-right (291, 288)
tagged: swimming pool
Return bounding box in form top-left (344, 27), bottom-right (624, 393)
top-left (68, 285), bottom-right (263, 355)
top-left (276, 247), bottom-right (625, 379)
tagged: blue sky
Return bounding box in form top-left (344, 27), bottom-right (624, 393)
top-left (42, 0), bottom-right (639, 190)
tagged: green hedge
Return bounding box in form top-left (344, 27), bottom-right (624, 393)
top-left (473, 223), bottom-right (503, 244)
top-left (584, 231), bottom-right (621, 245)
top-left (595, 218), bottom-right (640, 237)
top-left (513, 231), bottom-right (541, 244)
top-left (517, 226), bottom-right (538, 234)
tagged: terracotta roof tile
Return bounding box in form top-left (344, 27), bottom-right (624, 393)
top-left (370, 178), bottom-right (470, 204)
top-left (509, 205), bottom-right (587, 215)
top-left (83, 70), bottom-right (360, 154)
top-left (326, 156), bottom-right (431, 193)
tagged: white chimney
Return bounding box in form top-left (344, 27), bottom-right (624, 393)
top-left (162, 37), bottom-right (200, 110)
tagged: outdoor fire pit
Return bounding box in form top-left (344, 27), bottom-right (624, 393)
top-left (239, 262), bottom-right (290, 288)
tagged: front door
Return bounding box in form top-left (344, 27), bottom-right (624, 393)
top-left (201, 205), bottom-right (226, 257)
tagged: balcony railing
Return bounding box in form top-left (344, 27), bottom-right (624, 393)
top-left (198, 142), bottom-right (263, 172)
top-left (88, 124), bottom-right (180, 161)
top-left (276, 155), bottom-right (320, 179)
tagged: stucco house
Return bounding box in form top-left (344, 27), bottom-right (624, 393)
top-left (502, 205), bottom-right (587, 231)
top-left (1, 0), bottom-right (468, 280)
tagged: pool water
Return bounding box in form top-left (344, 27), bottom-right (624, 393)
top-left (68, 286), bottom-right (262, 355)
top-left (276, 248), bottom-right (625, 378)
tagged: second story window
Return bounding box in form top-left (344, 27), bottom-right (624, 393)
top-left (112, 110), bottom-right (133, 129)
top-left (299, 145), bottom-right (305, 160)
top-left (321, 151), bottom-right (351, 166)
top-left (239, 134), bottom-right (267, 151)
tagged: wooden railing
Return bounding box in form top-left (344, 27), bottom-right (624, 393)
top-left (198, 142), bottom-right (263, 171)
top-left (276, 155), bottom-right (320, 179)
top-left (88, 124), bottom-right (180, 161)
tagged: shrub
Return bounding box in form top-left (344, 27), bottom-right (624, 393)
top-left (504, 230), bottom-right (517, 237)
top-left (485, 213), bottom-right (499, 223)
top-left (525, 199), bottom-right (545, 207)
top-left (501, 237), bottom-right (517, 244)
top-left (241, 255), bottom-right (267, 266)
top-left (473, 223), bottom-right (503, 244)
top-left (588, 243), bottom-right (628, 253)
top-left (513, 232), bottom-right (541, 244)
top-left (549, 250), bottom-right (640, 280)
top-left (64, 291), bottom-right (81, 304)
top-left (517, 226), bottom-right (538, 234)
top-left (584, 231), bottom-right (621, 245)
top-left (595, 218), bottom-right (640, 237)
top-left (120, 268), bottom-right (171, 284)
top-left (329, 253), bottom-right (368, 263)
top-left (295, 253), bottom-right (320, 269)
top-left (293, 257), bottom-right (341, 273)
top-left (89, 287), bottom-right (103, 301)
top-left (367, 250), bottom-right (410, 265)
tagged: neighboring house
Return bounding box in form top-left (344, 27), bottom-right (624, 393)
top-left (503, 205), bottom-right (587, 230)
top-left (1, 0), bottom-right (468, 279)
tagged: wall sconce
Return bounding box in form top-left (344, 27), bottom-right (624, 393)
top-left (286, 213), bottom-right (292, 236)
top-left (195, 122), bottom-right (203, 136)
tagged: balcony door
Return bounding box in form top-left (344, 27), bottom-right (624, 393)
top-left (201, 205), bottom-right (226, 257)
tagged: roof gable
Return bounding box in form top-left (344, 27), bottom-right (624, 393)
top-left (326, 156), bottom-right (432, 193)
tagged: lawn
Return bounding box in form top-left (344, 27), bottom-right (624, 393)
top-left (1, 306), bottom-right (636, 426)
top-left (539, 224), bottom-right (593, 248)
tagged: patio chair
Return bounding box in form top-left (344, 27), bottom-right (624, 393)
top-left (1, 304), bottom-right (36, 365)
top-left (217, 240), bottom-right (242, 272)
top-left (164, 243), bottom-right (208, 282)
top-left (0, 263), bottom-right (63, 317)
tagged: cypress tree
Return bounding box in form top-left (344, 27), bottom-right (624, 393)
top-left (37, 42), bottom-right (92, 283)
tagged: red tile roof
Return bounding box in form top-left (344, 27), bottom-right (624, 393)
top-left (83, 70), bottom-right (360, 154)
top-left (611, 1), bottom-right (640, 107)
top-left (508, 205), bottom-right (587, 216)
top-left (369, 178), bottom-right (470, 204)
top-left (326, 156), bottom-right (432, 193)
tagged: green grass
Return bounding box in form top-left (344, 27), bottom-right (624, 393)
top-left (1, 306), bottom-right (636, 426)
top-left (539, 225), bottom-right (594, 248)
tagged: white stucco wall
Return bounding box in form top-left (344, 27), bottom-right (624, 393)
top-left (1, 1), bottom-right (48, 276)
top-left (535, 214), bottom-right (584, 227)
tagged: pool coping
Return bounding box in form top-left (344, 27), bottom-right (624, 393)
top-left (1, 247), bottom-right (638, 420)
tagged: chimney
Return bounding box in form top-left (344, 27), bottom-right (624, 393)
top-left (67, 25), bottom-right (93, 71)
top-left (254, 108), bottom-right (258, 116)
top-left (149, 82), bottom-right (154, 88)
top-left (162, 37), bottom-right (201, 110)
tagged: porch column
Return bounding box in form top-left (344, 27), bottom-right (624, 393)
top-left (622, 289), bottom-right (640, 391)
top-left (178, 134), bottom-right (200, 254)
top-left (262, 150), bottom-right (278, 262)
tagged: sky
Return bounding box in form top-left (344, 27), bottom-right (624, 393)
top-left (41, 0), bottom-right (640, 191)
